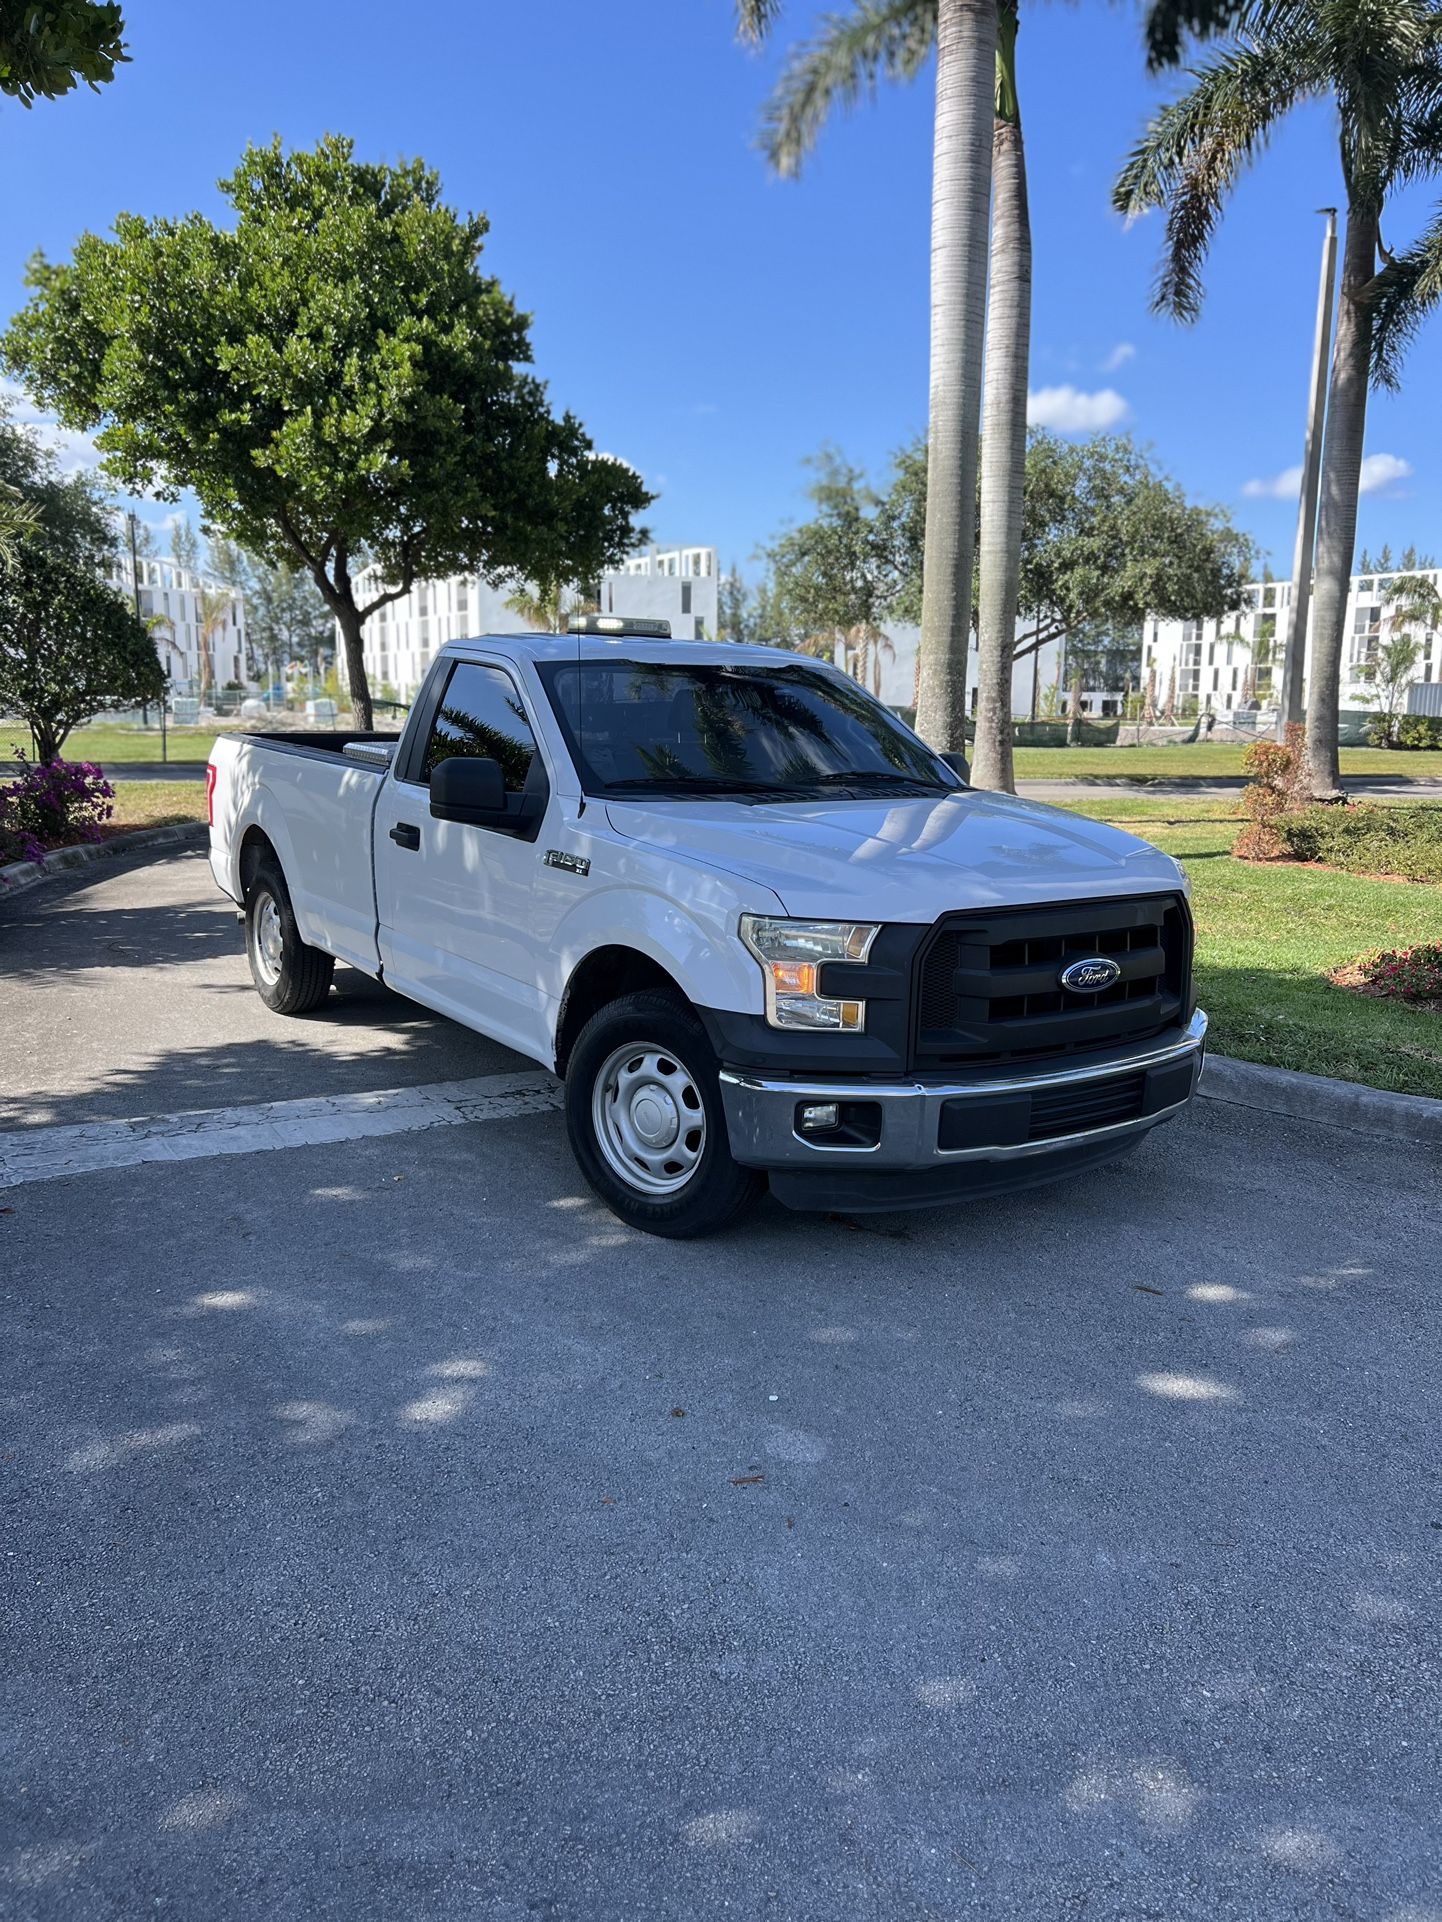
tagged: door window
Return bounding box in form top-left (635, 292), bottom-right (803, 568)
top-left (422, 663), bottom-right (538, 791)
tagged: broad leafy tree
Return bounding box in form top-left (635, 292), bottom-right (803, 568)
top-left (3, 136), bottom-right (652, 728)
top-left (0, 407), bottom-right (159, 757)
top-left (0, 545), bottom-right (159, 758)
top-left (1115, 0), bottom-right (1442, 797)
top-left (0, 0), bottom-right (126, 106)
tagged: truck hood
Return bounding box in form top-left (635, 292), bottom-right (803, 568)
top-left (603, 789), bottom-right (1185, 920)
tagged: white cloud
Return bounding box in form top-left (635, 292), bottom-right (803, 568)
top-left (1359, 452), bottom-right (1413, 494)
top-left (1101, 342), bottom-right (1136, 373)
top-left (1242, 464), bottom-right (1304, 501)
top-left (1242, 451), bottom-right (1413, 501)
top-left (1026, 385), bottom-right (1130, 432)
top-left (0, 374), bottom-right (100, 473)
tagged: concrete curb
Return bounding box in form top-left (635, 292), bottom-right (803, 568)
top-left (1199, 1051), bottom-right (1442, 1145)
top-left (0, 822), bottom-right (207, 901)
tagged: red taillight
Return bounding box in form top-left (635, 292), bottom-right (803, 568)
top-left (205, 763), bottom-right (217, 826)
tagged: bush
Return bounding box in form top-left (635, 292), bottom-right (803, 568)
top-left (1397, 714), bottom-right (1442, 751)
top-left (1353, 944), bottom-right (1442, 1001)
top-left (1274, 804), bottom-right (1442, 884)
top-left (1233, 726), bottom-right (1306, 860)
top-left (0, 755), bottom-right (114, 866)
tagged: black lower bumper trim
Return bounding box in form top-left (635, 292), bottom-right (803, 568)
top-left (766, 1126), bottom-right (1160, 1214)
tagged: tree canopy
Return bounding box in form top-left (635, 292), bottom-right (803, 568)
top-left (2, 135), bottom-right (653, 725)
top-left (755, 431), bottom-right (1252, 677)
top-left (0, 0), bottom-right (126, 106)
top-left (0, 404), bottom-right (159, 760)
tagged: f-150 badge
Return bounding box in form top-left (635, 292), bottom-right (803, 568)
top-left (544, 850), bottom-right (590, 877)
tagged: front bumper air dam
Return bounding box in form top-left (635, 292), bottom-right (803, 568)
top-left (718, 1009), bottom-right (1208, 1213)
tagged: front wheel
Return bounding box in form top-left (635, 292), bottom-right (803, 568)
top-left (245, 856), bottom-right (335, 1016)
top-left (565, 990), bottom-right (763, 1239)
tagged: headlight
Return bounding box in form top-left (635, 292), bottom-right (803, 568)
top-left (739, 916), bottom-right (880, 1031)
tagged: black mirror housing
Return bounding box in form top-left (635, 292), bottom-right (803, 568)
top-left (940, 750), bottom-right (971, 785)
top-left (430, 755), bottom-right (508, 823)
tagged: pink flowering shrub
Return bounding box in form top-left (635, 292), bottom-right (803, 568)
top-left (1355, 944), bottom-right (1442, 1002)
top-left (0, 754), bottom-right (115, 867)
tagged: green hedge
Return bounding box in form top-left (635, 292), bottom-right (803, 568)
top-left (1276, 804), bottom-right (1442, 884)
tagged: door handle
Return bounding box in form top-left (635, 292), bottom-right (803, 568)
top-left (389, 822), bottom-right (421, 851)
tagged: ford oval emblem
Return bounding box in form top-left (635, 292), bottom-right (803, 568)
top-left (1059, 956), bottom-right (1121, 994)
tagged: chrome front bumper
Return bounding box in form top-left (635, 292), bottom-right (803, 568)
top-left (719, 1010), bottom-right (1208, 1173)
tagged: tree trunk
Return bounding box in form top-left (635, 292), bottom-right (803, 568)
top-left (1303, 196), bottom-right (1378, 800)
top-left (972, 2), bottom-right (1029, 795)
top-left (335, 600), bottom-right (374, 730)
top-left (914, 0), bottom-right (998, 753)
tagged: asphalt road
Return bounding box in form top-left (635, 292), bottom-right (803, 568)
top-left (3, 852), bottom-right (1441, 1922)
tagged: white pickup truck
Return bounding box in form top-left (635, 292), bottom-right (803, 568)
top-left (208, 619), bottom-right (1206, 1237)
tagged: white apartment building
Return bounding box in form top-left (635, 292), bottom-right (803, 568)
top-left (106, 547), bottom-right (248, 694)
top-left (598, 544), bottom-right (719, 642)
top-left (347, 546), bottom-right (720, 700)
top-left (1144, 568), bottom-right (1442, 716)
top-left (854, 621), bottom-right (1097, 720)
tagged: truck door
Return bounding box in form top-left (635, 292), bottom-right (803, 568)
top-left (372, 659), bottom-right (556, 1061)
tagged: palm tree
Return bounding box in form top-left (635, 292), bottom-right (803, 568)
top-left (736, 0), bottom-right (996, 755)
top-left (973, 0), bottom-right (1030, 792)
top-left (197, 586), bottom-right (233, 703)
top-left (1115, 1), bottom-right (1442, 798)
top-left (735, 0), bottom-right (1236, 770)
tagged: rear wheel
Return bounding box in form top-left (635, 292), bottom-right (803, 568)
top-left (565, 990), bottom-right (763, 1238)
top-left (245, 856), bottom-right (335, 1015)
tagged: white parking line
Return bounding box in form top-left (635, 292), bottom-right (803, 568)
top-left (0, 1071), bottom-right (564, 1188)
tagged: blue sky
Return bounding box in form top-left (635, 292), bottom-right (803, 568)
top-left (1, 0), bottom-right (1438, 580)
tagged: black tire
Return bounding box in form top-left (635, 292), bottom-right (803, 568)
top-left (244, 855), bottom-right (335, 1016)
top-left (565, 989), bottom-right (764, 1239)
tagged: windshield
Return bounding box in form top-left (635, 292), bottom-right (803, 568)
top-left (537, 659), bottom-right (958, 801)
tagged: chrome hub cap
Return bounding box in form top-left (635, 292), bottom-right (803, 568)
top-left (253, 892), bottom-right (284, 985)
top-left (592, 1043), bottom-right (706, 1196)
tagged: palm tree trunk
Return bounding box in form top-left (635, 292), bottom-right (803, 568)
top-left (914, 0), bottom-right (998, 753)
top-left (972, 0), bottom-right (1029, 794)
top-left (1303, 196), bottom-right (1378, 800)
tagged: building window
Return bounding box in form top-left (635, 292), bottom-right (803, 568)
top-left (681, 584), bottom-right (692, 614)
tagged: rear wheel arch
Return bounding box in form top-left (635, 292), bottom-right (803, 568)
top-left (238, 825), bottom-right (279, 898)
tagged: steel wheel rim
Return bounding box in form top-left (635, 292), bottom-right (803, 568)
top-left (253, 891), bottom-right (284, 985)
top-left (592, 1042), bottom-right (707, 1196)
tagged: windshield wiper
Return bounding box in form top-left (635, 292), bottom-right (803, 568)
top-left (601, 777), bottom-right (801, 800)
top-left (808, 770), bottom-right (948, 794)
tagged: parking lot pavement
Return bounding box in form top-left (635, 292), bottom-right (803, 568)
top-left (0, 849), bottom-right (528, 1131)
top-left (4, 853), bottom-right (1442, 1922)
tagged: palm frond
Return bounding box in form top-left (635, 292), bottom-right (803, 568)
top-left (1369, 202), bottom-right (1442, 387)
top-left (1143, 0), bottom-right (1246, 72)
top-left (759, 0), bottom-right (938, 179)
top-left (736, 0), bottom-right (785, 46)
top-left (1114, 33), bottom-right (1315, 320)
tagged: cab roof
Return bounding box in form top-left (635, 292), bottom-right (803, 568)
top-left (441, 632), bottom-right (826, 671)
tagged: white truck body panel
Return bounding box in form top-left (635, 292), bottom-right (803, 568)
top-left (208, 635), bottom-right (1198, 1123)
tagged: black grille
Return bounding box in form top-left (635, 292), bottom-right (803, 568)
top-left (915, 894), bottom-right (1191, 1066)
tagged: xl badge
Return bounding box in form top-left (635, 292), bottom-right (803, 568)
top-left (1059, 956), bottom-right (1121, 993)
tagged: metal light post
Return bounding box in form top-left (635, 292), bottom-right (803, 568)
top-left (1279, 209), bottom-right (1339, 732)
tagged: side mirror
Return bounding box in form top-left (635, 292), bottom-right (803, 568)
top-left (430, 755), bottom-right (508, 824)
top-left (940, 750), bottom-right (971, 785)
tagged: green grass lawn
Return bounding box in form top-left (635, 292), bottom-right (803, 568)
top-left (1013, 743), bottom-right (1442, 780)
top-left (46, 723), bottom-right (221, 765)
top-left (1061, 797), bottom-right (1442, 1098)
top-left (106, 782), bottom-right (209, 831)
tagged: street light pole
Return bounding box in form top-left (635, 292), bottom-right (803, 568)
top-left (1279, 209), bottom-right (1339, 732)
